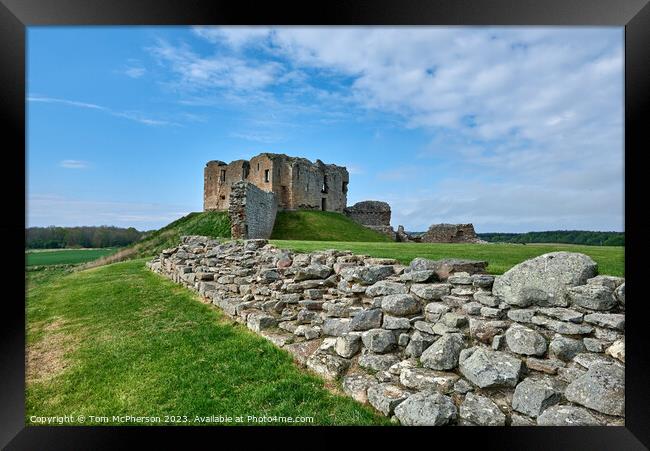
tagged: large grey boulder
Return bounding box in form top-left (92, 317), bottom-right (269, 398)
top-left (565, 362), bottom-right (625, 416)
top-left (536, 405), bottom-right (602, 426)
top-left (492, 252), bottom-right (597, 307)
top-left (362, 329), bottom-right (397, 353)
top-left (367, 383), bottom-right (410, 416)
top-left (321, 318), bottom-right (351, 336)
top-left (380, 294), bottom-right (421, 316)
top-left (420, 333), bottom-right (465, 370)
top-left (512, 377), bottom-right (564, 418)
top-left (335, 333), bottom-right (362, 358)
top-left (459, 392), bottom-right (506, 426)
top-left (459, 347), bottom-right (523, 388)
top-left (584, 313), bottom-right (625, 331)
top-left (394, 391), bottom-right (457, 426)
top-left (505, 324), bottom-right (547, 356)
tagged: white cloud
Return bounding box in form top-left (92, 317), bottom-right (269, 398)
top-left (124, 66), bottom-right (146, 78)
top-left (28, 95), bottom-right (178, 126)
top-left (59, 160), bottom-right (89, 169)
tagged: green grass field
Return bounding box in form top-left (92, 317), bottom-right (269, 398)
top-left (26, 259), bottom-right (389, 426)
top-left (26, 248), bottom-right (118, 267)
top-left (271, 211), bottom-right (391, 242)
top-left (270, 240), bottom-right (624, 276)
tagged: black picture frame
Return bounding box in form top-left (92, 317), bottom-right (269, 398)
top-left (3, 0), bottom-right (649, 448)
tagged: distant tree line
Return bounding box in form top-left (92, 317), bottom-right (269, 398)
top-left (26, 226), bottom-right (146, 249)
top-left (477, 230), bottom-right (624, 246)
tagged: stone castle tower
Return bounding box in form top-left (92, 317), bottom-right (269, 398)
top-left (204, 153), bottom-right (349, 212)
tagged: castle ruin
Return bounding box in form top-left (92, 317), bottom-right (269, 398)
top-left (204, 153), bottom-right (349, 212)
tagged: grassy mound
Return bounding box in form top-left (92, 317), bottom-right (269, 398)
top-left (26, 260), bottom-right (388, 425)
top-left (82, 211), bottom-right (230, 268)
top-left (271, 211), bottom-right (392, 242)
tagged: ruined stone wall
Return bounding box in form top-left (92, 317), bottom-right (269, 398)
top-left (148, 238), bottom-right (625, 426)
top-left (228, 182), bottom-right (278, 240)
top-left (421, 224), bottom-right (484, 244)
top-left (344, 201), bottom-right (396, 240)
top-left (204, 153), bottom-right (349, 213)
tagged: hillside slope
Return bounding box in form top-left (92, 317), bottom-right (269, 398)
top-left (81, 211), bottom-right (230, 268)
top-left (271, 211), bottom-right (392, 242)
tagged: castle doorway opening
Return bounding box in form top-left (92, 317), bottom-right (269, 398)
top-left (321, 198), bottom-right (326, 211)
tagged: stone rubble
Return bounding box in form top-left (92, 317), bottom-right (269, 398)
top-left (147, 237), bottom-right (625, 426)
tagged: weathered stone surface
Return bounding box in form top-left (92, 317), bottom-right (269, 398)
top-left (512, 377), bottom-right (564, 418)
top-left (505, 324), bottom-right (547, 356)
top-left (549, 335), bottom-right (586, 362)
top-left (246, 312), bottom-right (278, 332)
top-left (469, 319), bottom-right (509, 344)
top-left (349, 308), bottom-right (382, 331)
top-left (335, 333), bottom-right (362, 358)
top-left (459, 347), bottom-right (523, 388)
top-left (366, 280), bottom-right (408, 297)
top-left (340, 265), bottom-right (394, 285)
top-left (606, 339), bottom-right (625, 362)
top-left (294, 264), bottom-right (332, 281)
top-left (399, 367), bottom-right (459, 393)
top-left (536, 405), bottom-right (602, 426)
top-left (507, 308), bottom-right (536, 323)
top-left (424, 302), bottom-right (451, 322)
top-left (394, 390), bottom-right (457, 426)
top-left (321, 318), bottom-right (351, 336)
top-left (472, 274), bottom-right (495, 288)
top-left (420, 333), bottom-right (465, 370)
top-left (474, 290), bottom-right (499, 307)
top-left (492, 252), bottom-right (597, 307)
top-left (342, 373), bottom-right (377, 403)
top-left (587, 275), bottom-right (625, 290)
top-left (480, 306), bottom-right (505, 319)
top-left (405, 330), bottom-right (437, 358)
top-left (459, 392), bottom-right (506, 426)
top-left (306, 352), bottom-right (350, 380)
top-left (382, 315), bottom-right (411, 330)
top-left (367, 383), bottom-right (410, 416)
top-left (454, 378), bottom-right (474, 394)
top-left (537, 307), bottom-right (584, 323)
top-left (526, 357), bottom-right (565, 375)
top-left (448, 272), bottom-right (473, 285)
top-left (400, 270), bottom-right (436, 283)
top-left (380, 294), bottom-right (421, 316)
top-left (567, 285), bottom-right (617, 311)
top-left (362, 329), bottom-right (397, 353)
top-left (359, 353), bottom-right (401, 372)
top-left (442, 312), bottom-right (468, 328)
top-left (615, 283), bottom-right (625, 305)
top-left (410, 283), bottom-right (451, 301)
top-left (531, 316), bottom-right (593, 335)
top-left (565, 362), bottom-right (625, 416)
top-left (584, 313), bottom-right (625, 331)
top-left (462, 301), bottom-right (482, 316)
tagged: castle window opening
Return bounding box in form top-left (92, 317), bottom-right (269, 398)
top-left (220, 195), bottom-right (226, 200)
top-left (321, 175), bottom-right (328, 193)
top-left (264, 169), bottom-right (270, 182)
top-left (220, 169), bottom-right (226, 182)
top-left (242, 166), bottom-right (249, 180)
top-left (342, 181), bottom-right (348, 194)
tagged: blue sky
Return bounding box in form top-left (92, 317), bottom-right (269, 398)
top-left (27, 26), bottom-right (624, 232)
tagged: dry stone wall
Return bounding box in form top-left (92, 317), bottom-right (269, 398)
top-left (147, 236), bottom-right (625, 426)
